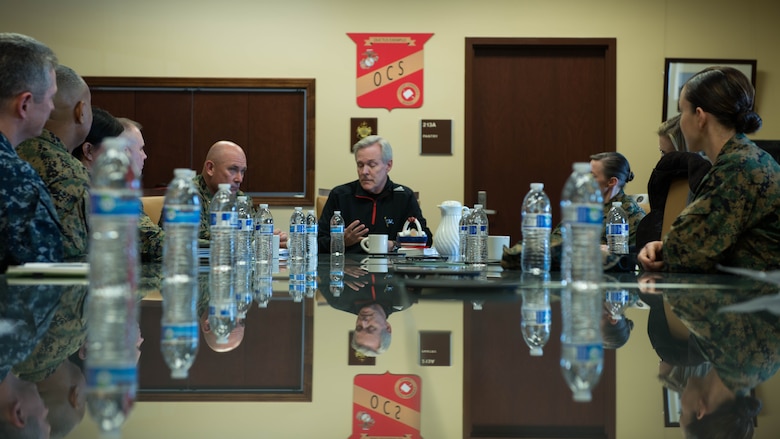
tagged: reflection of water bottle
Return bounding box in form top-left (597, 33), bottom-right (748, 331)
top-left (253, 260), bottom-right (273, 308)
top-left (521, 183), bottom-right (552, 274)
top-left (520, 272), bottom-right (551, 356)
top-left (330, 211), bottom-right (345, 256)
top-left (466, 204), bottom-right (488, 265)
top-left (305, 210), bottom-right (318, 298)
top-left (235, 196), bottom-right (254, 317)
top-left (329, 254), bottom-right (344, 298)
top-left (289, 207), bottom-right (305, 262)
top-left (560, 285), bottom-right (603, 402)
top-left (561, 163), bottom-right (603, 286)
top-left (605, 287), bottom-right (630, 319)
top-left (208, 299), bottom-right (237, 345)
top-left (458, 207), bottom-right (470, 263)
top-left (254, 203), bottom-right (274, 265)
top-left (86, 137), bottom-right (140, 434)
top-left (606, 201), bottom-right (629, 255)
top-left (161, 168), bottom-right (200, 379)
top-left (288, 260), bottom-right (305, 302)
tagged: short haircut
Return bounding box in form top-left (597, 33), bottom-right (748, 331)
top-left (352, 135), bottom-right (393, 163)
top-left (0, 33), bottom-right (58, 102)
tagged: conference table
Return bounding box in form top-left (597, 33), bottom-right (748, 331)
top-left (3, 254), bottom-right (779, 438)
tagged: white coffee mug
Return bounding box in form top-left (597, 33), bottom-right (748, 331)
top-left (360, 257), bottom-right (389, 273)
top-left (487, 235), bottom-right (510, 261)
top-left (360, 234), bottom-right (389, 254)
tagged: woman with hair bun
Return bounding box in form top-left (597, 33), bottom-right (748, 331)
top-left (639, 66), bottom-right (780, 273)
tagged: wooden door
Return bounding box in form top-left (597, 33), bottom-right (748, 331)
top-left (465, 38), bottom-right (616, 243)
top-left (464, 38), bottom-right (617, 439)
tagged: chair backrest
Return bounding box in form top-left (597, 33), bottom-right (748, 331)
top-left (315, 188), bottom-right (330, 218)
top-left (141, 196), bottom-right (165, 225)
top-left (661, 178), bottom-right (689, 237)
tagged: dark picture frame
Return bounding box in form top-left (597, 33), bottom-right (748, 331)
top-left (662, 58), bottom-right (757, 121)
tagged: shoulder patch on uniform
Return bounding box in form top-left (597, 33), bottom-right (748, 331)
top-left (394, 185), bottom-right (406, 192)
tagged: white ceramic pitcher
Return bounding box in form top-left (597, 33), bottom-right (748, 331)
top-left (432, 200), bottom-right (462, 258)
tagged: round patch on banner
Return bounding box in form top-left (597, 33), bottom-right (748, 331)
top-left (395, 377), bottom-right (418, 399)
top-left (397, 83), bottom-right (420, 106)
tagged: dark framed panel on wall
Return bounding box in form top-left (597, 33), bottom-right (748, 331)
top-left (662, 58), bottom-right (756, 122)
top-left (85, 77), bottom-right (315, 207)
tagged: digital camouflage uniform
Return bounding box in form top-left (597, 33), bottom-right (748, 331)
top-left (13, 284), bottom-right (88, 383)
top-left (0, 278), bottom-right (63, 382)
top-left (139, 209), bottom-right (164, 262)
top-left (16, 129), bottom-right (90, 260)
top-left (0, 132), bottom-right (64, 271)
top-left (550, 189), bottom-right (647, 246)
top-left (665, 283), bottom-right (780, 396)
top-left (192, 173), bottom-right (250, 241)
top-left (663, 134), bottom-right (780, 273)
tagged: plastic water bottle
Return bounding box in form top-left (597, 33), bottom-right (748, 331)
top-left (160, 168), bottom-right (200, 379)
top-left (305, 210), bottom-right (318, 299)
top-left (288, 260), bottom-right (305, 302)
top-left (521, 183), bottom-right (552, 274)
top-left (235, 196), bottom-right (254, 317)
top-left (330, 211), bottom-right (345, 256)
top-left (605, 286), bottom-right (630, 320)
top-left (458, 207), bottom-right (471, 263)
top-left (208, 183), bottom-right (236, 341)
top-left (520, 272), bottom-right (551, 356)
top-left (254, 203), bottom-right (274, 265)
top-left (605, 201), bottom-right (629, 255)
top-left (466, 204), bottom-right (488, 265)
top-left (560, 162), bottom-right (604, 286)
top-left (85, 137), bottom-right (140, 434)
top-left (329, 254), bottom-right (344, 298)
top-left (288, 207), bottom-right (305, 262)
top-left (253, 260), bottom-right (273, 308)
top-left (560, 286), bottom-right (604, 402)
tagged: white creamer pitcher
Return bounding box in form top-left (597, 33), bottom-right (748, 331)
top-left (433, 200), bottom-right (462, 259)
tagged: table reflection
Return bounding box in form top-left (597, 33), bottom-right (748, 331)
top-left (2, 255), bottom-right (779, 438)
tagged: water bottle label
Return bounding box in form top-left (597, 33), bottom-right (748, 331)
top-left (330, 225), bottom-right (344, 233)
top-left (86, 365), bottom-right (137, 388)
top-left (563, 204), bottom-right (602, 225)
top-left (523, 213), bottom-right (552, 229)
top-left (306, 225), bottom-right (317, 233)
top-left (564, 343), bottom-right (604, 362)
top-left (607, 290), bottom-right (629, 303)
top-left (238, 218), bottom-right (253, 231)
top-left (606, 223), bottom-right (629, 235)
top-left (535, 308), bottom-right (552, 324)
top-left (479, 225), bottom-right (487, 233)
top-left (294, 224), bottom-right (306, 233)
top-left (209, 303), bottom-right (236, 318)
top-left (259, 224), bottom-right (274, 234)
top-left (91, 194), bottom-right (140, 215)
top-left (468, 224), bottom-right (478, 235)
top-left (210, 211), bottom-right (236, 227)
top-left (163, 206), bottom-right (200, 224)
top-left (162, 323), bottom-right (199, 340)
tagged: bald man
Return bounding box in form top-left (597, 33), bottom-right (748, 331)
top-left (193, 141), bottom-right (249, 240)
top-left (17, 64), bottom-right (93, 260)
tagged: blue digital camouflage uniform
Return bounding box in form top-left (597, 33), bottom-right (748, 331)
top-left (663, 134), bottom-right (780, 273)
top-left (16, 129), bottom-right (90, 260)
top-left (13, 284), bottom-right (88, 382)
top-left (0, 277), bottom-right (63, 382)
top-left (0, 132), bottom-right (64, 271)
top-left (665, 283), bottom-right (780, 396)
top-left (550, 189), bottom-right (647, 246)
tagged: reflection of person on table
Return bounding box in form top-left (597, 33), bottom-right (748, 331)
top-left (319, 262), bottom-right (414, 356)
top-left (317, 135), bottom-right (432, 254)
top-left (639, 66), bottom-right (780, 273)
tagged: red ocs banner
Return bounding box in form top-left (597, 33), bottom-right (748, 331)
top-left (347, 33), bottom-right (433, 111)
top-left (349, 372), bottom-right (422, 439)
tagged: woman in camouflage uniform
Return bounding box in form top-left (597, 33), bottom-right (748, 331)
top-left (639, 66), bottom-right (780, 273)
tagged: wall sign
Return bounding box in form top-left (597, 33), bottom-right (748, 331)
top-left (348, 33), bottom-right (434, 110)
top-left (350, 372), bottom-right (422, 439)
top-left (420, 119), bottom-right (452, 155)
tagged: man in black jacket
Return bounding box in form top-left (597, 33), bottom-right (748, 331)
top-left (317, 135), bottom-right (432, 253)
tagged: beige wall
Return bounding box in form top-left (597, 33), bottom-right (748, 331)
top-left (4, 0), bottom-right (780, 437)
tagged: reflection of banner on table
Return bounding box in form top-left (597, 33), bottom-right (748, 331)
top-left (349, 372), bottom-right (422, 439)
top-left (347, 33), bottom-right (433, 111)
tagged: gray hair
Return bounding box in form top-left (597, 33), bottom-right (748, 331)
top-left (54, 65), bottom-right (88, 108)
top-left (0, 33), bottom-right (58, 102)
top-left (352, 135), bottom-right (393, 163)
top-left (351, 328), bottom-right (392, 357)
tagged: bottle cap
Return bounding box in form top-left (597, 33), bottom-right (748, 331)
top-left (612, 201), bottom-right (621, 207)
top-left (529, 347), bottom-right (543, 356)
top-left (474, 204), bottom-right (483, 209)
top-left (295, 206), bottom-right (302, 211)
top-left (531, 182), bottom-right (544, 191)
top-left (260, 203), bottom-right (268, 208)
top-left (237, 196), bottom-right (247, 202)
top-left (334, 210), bottom-right (341, 215)
top-left (173, 168), bottom-right (190, 177)
top-left (218, 183), bottom-right (231, 191)
top-left (573, 162), bottom-right (591, 173)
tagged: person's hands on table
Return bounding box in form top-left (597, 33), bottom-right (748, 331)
top-left (638, 241), bottom-right (665, 272)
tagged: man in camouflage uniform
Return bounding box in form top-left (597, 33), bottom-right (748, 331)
top-left (0, 33), bottom-right (64, 272)
top-left (116, 118), bottom-right (165, 262)
top-left (193, 140), bottom-right (250, 240)
top-left (17, 65), bottom-right (93, 260)
top-left (1, 276), bottom-right (64, 437)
